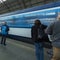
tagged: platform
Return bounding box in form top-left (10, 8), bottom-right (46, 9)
top-left (0, 38), bottom-right (51, 60)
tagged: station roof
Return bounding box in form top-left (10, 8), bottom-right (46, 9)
top-left (0, 0), bottom-right (59, 14)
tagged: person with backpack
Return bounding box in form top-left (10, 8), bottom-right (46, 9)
top-left (31, 20), bottom-right (49, 60)
top-left (1, 22), bottom-right (9, 46)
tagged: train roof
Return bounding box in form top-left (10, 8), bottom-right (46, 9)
top-left (0, 1), bottom-right (60, 17)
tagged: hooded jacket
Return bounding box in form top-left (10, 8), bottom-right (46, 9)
top-left (1, 25), bottom-right (9, 35)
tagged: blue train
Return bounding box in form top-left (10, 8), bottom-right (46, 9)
top-left (0, 1), bottom-right (60, 43)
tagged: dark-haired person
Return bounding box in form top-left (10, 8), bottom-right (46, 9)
top-left (31, 20), bottom-right (48, 60)
top-left (1, 22), bottom-right (9, 46)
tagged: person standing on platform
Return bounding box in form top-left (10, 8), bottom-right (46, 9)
top-left (1, 22), bottom-right (9, 46)
top-left (45, 13), bottom-right (60, 60)
top-left (31, 20), bottom-right (48, 60)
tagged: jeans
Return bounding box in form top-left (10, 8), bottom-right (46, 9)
top-left (1, 35), bottom-right (7, 45)
top-left (35, 42), bottom-right (44, 60)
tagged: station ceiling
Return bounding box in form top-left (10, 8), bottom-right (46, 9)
top-left (0, 0), bottom-right (59, 14)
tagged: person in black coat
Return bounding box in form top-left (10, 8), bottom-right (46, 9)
top-left (1, 22), bottom-right (9, 46)
top-left (31, 20), bottom-right (48, 60)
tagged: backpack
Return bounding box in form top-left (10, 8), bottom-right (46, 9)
top-left (1, 26), bottom-right (8, 35)
top-left (38, 25), bottom-right (46, 39)
top-left (37, 25), bottom-right (52, 49)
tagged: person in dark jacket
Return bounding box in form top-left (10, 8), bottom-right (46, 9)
top-left (1, 22), bottom-right (9, 46)
top-left (31, 20), bottom-right (48, 60)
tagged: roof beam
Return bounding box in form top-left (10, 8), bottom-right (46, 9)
top-left (1, 0), bottom-right (11, 12)
top-left (21, 0), bottom-right (27, 8)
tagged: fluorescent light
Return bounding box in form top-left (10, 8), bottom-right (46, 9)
top-left (0, 0), bottom-right (6, 3)
top-left (3, 0), bottom-right (6, 1)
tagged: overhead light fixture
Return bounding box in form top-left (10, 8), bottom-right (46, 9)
top-left (0, 0), bottom-right (6, 3)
